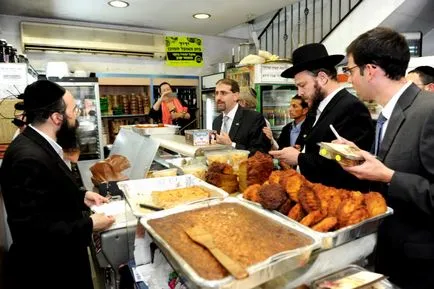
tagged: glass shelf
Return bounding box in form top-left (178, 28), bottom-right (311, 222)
top-left (101, 114), bottom-right (149, 118)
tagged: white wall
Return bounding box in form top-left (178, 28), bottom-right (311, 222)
top-left (0, 14), bottom-right (246, 76)
top-left (322, 0), bottom-right (405, 55)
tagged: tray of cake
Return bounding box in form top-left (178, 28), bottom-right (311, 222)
top-left (117, 175), bottom-right (228, 217)
top-left (239, 168), bottom-right (393, 249)
top-left (132, 124), bottom-right (179, 135)
top-left (140, 197), bottom-right (321, 289)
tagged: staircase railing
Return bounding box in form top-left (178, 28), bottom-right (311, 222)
top-left (257, 0), bottom-right (363, 57)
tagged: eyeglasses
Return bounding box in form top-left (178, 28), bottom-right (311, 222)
top-left (342, 65), bottom-right (359, 76)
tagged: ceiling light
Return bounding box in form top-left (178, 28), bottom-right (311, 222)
top-left (193, 13), bottom-right (211, 20)
top-left (108, 0), bottom-right (129, 8)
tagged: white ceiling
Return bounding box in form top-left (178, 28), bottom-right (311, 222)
top-left (0, 0), bottom-right (295, 35)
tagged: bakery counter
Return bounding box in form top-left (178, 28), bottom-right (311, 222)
top-left (150, 134), bottom-right (230, 157)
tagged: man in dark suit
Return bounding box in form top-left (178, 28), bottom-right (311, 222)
top-left (274, 95), bottom-right (314, 151)
top-left (270, 43), bottom-right (374, 191)
top-left (339, 27), bottom-right (434, 289)
top-left (0, 80), bottom-right (114, 289)
top-left (212, 78), bottom-right (270, 154)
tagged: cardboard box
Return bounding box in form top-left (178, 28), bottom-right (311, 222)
top-left (185, 129), bottom-right (217, 146)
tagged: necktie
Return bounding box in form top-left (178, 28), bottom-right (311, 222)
top-left (374, 113), bottom-right (387, 156)
top-left (222, 115), bottom-right (230, 133)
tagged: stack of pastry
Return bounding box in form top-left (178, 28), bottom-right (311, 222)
top-left (238, 151), bottom-right (274, 193)
top-left (243, 168), bottom-right (388, 232)
top-left (90, 154), bottom-right (130, 186)
top-left (205, 162), bottom-right (239, 194)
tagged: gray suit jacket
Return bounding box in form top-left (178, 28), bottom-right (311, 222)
top-left (374, 83), bottom-right (434, 288)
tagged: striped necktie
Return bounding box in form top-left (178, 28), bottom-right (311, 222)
top-left (222, 115), bottom-right (230, 133)
top-left (374, 113), bottom-right (387, 156)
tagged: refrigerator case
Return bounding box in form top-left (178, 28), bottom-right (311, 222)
top-left (51, 77), bottom-right (104, 160)
top-left (257, 84), bottom-right (298, 139)
top-left (200, 72), bottom-right (224, 129)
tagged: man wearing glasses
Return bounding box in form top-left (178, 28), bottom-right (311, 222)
top-left (212, 78), bottom-right (270, 154)
top-left (1, 80), bottom-right (114, 289)
top-left (270, 43), bottom-right (374, 191)
top-left (406, 65), bottom-right (434, 92)
top-left (336, 27), bottom-right (434, 289)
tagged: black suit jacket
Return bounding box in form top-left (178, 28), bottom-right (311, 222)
top-left (298, 88), bottom-right (374, 191)
top-left (0, 127), bottom-right (94, 289)
top-left (277, 114), bottom-right (315, 150)
top-left (212, 107), bottom-right (271, 154)
top-left (369, 84), bottom-right (434, 289)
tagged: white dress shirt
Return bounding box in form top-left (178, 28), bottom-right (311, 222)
top-left (29, 124), bottom-right (71, 169)
top-left (313, 86), bottom-right (345, 126)
top-left (379, 81), bottom-right (412, 141)
top-left (221, 103), bottom-right (239, 133)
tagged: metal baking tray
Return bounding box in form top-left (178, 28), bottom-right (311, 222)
top-left (117, 175), bottom-right (228, 217)
top-left (140, 197), bottom-right (321, 289)
top-left (311, 264), bottom-right (394, 289)
top-left (236, 194), bottom-right (393, 249)
top-left (132, 124), bottom-right (179, 136)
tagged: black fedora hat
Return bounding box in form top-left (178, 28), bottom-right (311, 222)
top-left (281, 43), bottom-right (344, 78)
top-left (14, 80), bottom-right (65, 112)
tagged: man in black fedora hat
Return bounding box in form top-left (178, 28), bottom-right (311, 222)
top-left (0, 80), bottom-right (114, 289)
top-left (270, 43), bottom-right (374, 190)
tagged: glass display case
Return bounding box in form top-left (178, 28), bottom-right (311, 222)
top-left (200, 72), bottom-right (224, 129)
top-left (50, 77), bottom-right (104, 160)
top-left (257, 84), bottom-right (298, 139)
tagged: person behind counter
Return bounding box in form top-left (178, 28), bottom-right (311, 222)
top-left (269, 43), bottom-right (374, 191)
top-left (336, 27), bottom-right (434, 289)
top-left (263, 94), bottom-right (314, 151)
top-left (0, 80), bottom-right (114, 289)
top-left (212, 78), bottom-right (271, 154)
top-left (149, 82), bottom-right (191, 129)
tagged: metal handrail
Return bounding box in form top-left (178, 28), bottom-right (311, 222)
top-left (257, 0), bottom-right (363, 56)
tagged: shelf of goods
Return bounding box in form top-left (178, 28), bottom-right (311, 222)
top-left (97, 76), bottom-right (199, 145)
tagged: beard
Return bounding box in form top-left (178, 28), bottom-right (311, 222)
top-left (56, 118), bottom-right (79, 151)
top-left (216, 101), bottom-right (226, 112)
top-left (310, 80), bottom-right (327, 114)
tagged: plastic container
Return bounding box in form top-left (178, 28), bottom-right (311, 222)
top-left (182, 164), bottom-right (207, 180)
top-left (311, 265), bottom-right (392, 289)
top-left (148, 168), bottom-right (178, 178)
top-left (205, 150), bottom-right (231, 165)
top-left (229, 149), bottom-right (250, 171)
top-left (319, 142), bottom-right (364, 166)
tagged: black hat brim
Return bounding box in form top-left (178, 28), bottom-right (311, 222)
top-left (281, 55), bottom-right (344, 78)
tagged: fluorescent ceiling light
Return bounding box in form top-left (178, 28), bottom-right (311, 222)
top-left (193, 13), bottom-right (211, 20)
top-left (108, 0), bottom-right (129, 8)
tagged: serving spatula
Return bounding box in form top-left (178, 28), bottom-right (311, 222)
top-left (184, 225), bottom-right (249, 280)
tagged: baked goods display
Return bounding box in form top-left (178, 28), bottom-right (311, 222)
top-left (243, 168), bottom-right (388, 232)
top-left (148, 203), bottom-right (313, 280)
top-left (205, 162), bottom-right (239, 194)
top-left (151, 186), bottom-right (210, 209)
top-left (90, 154), bottom-right (130, 185)
top-left (238, 151), bottom-right (274, 193)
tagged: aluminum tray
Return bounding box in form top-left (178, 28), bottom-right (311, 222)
top-left (140, 197), bottom-right (322, 289)
top-left (311, 264), bottom-right (394, 289)
top-left (132, 124), bottom-right (179, 136)
top-left (117, 175), bottom-right (228, 217)
top-left (236, 194), bottom-right (393, 249)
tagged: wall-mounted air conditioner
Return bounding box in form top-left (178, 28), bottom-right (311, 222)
top-left (21, 22), bottom-right (166, 59)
